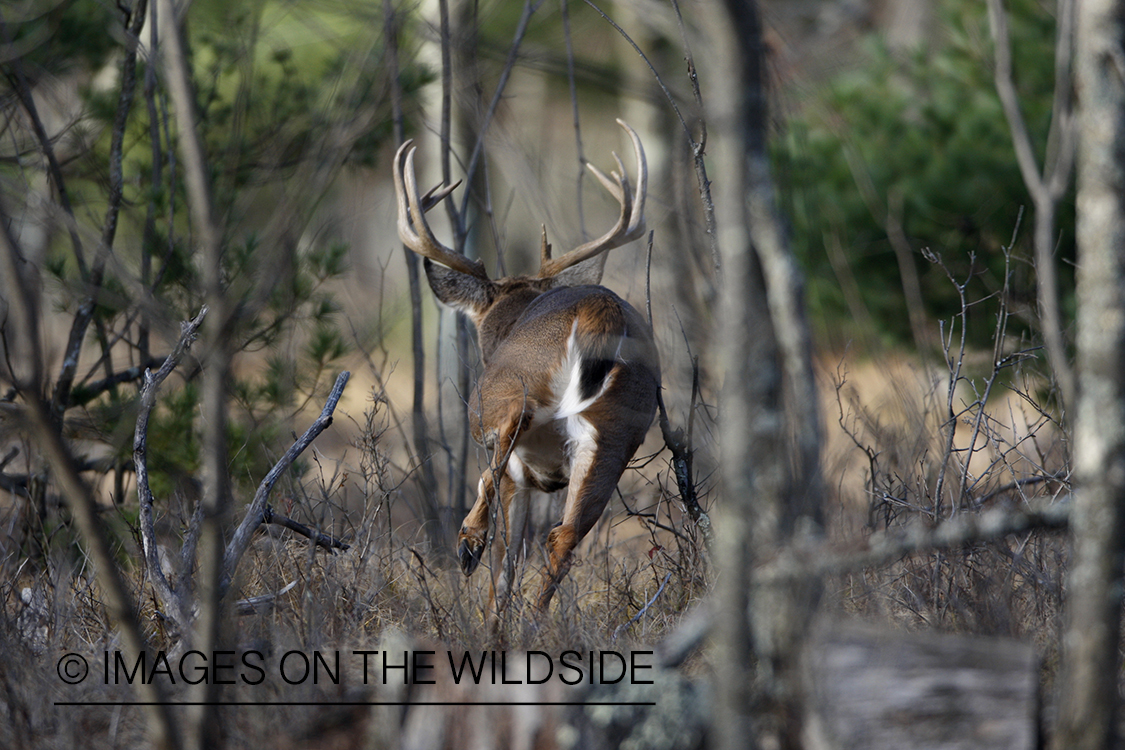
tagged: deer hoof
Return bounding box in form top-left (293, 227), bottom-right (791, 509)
top-left (458, 535), bottom-right (484, 576)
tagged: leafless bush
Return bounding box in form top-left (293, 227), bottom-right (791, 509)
top-left (829, 247), bottom-right (1069, 652)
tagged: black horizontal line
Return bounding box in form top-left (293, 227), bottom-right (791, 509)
top-left (54, 701), bottom-right (656, 707)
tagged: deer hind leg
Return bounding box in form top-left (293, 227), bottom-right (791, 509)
top-left (458, 401), bottom-right (530, 576)
top-left (535, 414), bottom-right (632, 613)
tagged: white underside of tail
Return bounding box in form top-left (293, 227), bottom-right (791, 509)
top-left (554, 321), bottom-right (606, 486)
top-left (554, 320), bottom-right (616, 421)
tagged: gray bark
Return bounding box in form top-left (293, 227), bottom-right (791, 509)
top-left (1052, 2), bottom-right (1125, 747)
top-left (157, 1), bottom-right (230, 746)
top-left (711, 1), bottom-right (824, 748)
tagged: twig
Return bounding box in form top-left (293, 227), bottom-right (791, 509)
top-left (669, 0), bottom-right (720, 278)
top-left (560, 0), bottom-right (588, 238)
top-left (645, 234), bottom-right (713, 551)
top-left (973, 473), bottom-right (1066, 507)
top-left (70, 357), bottom-right (168, 406)
top-left (0, 25), bottom-right (89, 279)
top-left (263, 504), bottom-right (350, 552)
top-left (955, 246), bottom-right (1016, 512)
top-left (234, 580), bottom-right (297, 616)
top-left (927, 250), bottom-right (972, 519)
top-left (49, 0), bottom-right (149, 424)
top-left (457, 0), bottom-right (548, 222)
top-left (613, 571), bottom-right (672, 641)
top-left (584, 0), bottom-right (721, 278)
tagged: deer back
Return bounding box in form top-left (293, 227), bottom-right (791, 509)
top-left (470, 284), bottom-right (659, 447)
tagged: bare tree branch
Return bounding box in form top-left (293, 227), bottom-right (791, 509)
top-left (457, 0), bottom-right (546, 222)
top-left (263, 505), bottom-right (351, 552)
top-left (645, 234), bottom-right (712, 551)
top-left (584, 0), bottom-right (721, 278)
top-left (69, 356), bottom-right (170, 406)
top-left (987, 0), bottom-right (1076, 410)
top-left (0, 23), bottom-right (89, 280)
top-left (221, 370), bottom-right (351, 594)
top-left (133, 306), bottom-right (207, 635)
top-left (49, 0), bottom-right (149, 425)
top-left (758, 499), bottom-right (1070, 585)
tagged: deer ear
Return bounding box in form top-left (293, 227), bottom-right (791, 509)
top-left (423, 258), bottom-right (495, 316)
top-left (548, 253), bottom-right (608, 288)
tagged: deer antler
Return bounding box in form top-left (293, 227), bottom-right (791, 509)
top-left (537, 119), bottom-right (647, 279)
top-left (394, 141), bottom-right (489, 280)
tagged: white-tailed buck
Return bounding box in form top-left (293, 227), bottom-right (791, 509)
top-left (393, 120), bottom-right (659, 617)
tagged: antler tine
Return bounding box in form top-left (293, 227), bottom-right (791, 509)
top-left (537, 120), bottom-right (647, 279)
top-left (420, 180), bottom-right (461, 212)
top-left (617, 118), bottom-right (647, 239)
top-left (394, 141), bottom-right (488, 280)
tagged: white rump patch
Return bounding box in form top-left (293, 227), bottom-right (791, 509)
top-left (555, 319), bottom-right (616, 422)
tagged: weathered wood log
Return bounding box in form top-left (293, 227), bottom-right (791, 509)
top-left (384, 620), bottom-right (1038, 750)
top-left (804, 620), bottom-right (1039, 750)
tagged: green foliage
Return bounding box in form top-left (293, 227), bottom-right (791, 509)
top-left (775, 0), bottom-right (1074, 349)
top-left (146, 383), bottom-right (201, 500)
top-left (0, 0), bottom-right (428, 528)
top-left (3, 0), bottom-right (119, 82)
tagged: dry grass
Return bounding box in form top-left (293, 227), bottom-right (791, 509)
top-left (0, 374), bottom-right (713, 748)
top-left (0, 262), bottom-right (1075, 748)
top-left (821, 337), bottom-right (1069, 695)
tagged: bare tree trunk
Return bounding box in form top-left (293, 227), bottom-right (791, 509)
top-left (1, 217), bottom-right (183, 750)
top-left (158, 1), bottom-right (231, 747)
top-left (386, 0), bottom-right (446, 553)
top-left (986, 0), bottom-right (1076, 410)
top-left (1051, 1), bottom-right (1125, 747)
top-left (712, 1), bottom-right (823, 748)
top-left (448, 0), bottom-right (491, 530)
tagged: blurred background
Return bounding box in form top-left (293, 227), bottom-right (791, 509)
top-left (0, 0), bottom-right (1075, 745)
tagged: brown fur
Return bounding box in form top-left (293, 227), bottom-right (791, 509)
top-left (428, 269), bottom-right (659, 622)
top-left (396, 123), bottom-right (655, 625)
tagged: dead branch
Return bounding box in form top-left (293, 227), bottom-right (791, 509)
top-left (645, 234), bottom-right (713, 552)
top-left (133, 306), bottom-right (207, 634)
top-left (221, 370), bottom-right (351, 594)
top-left (263, 504), bottom-right (351, 552)
top-left (657, 499), bottom-right (1071, 668)
top-left (70, 356), bottom-right (168, 405)
top-left (234, 580), bottom-right (297, 616)
top-left (586, 0), bottom-right (721, 279)
top-left (49, 0), bottom-right (149, 425)
top-left (760, 498), bottom-right (1070, 586)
